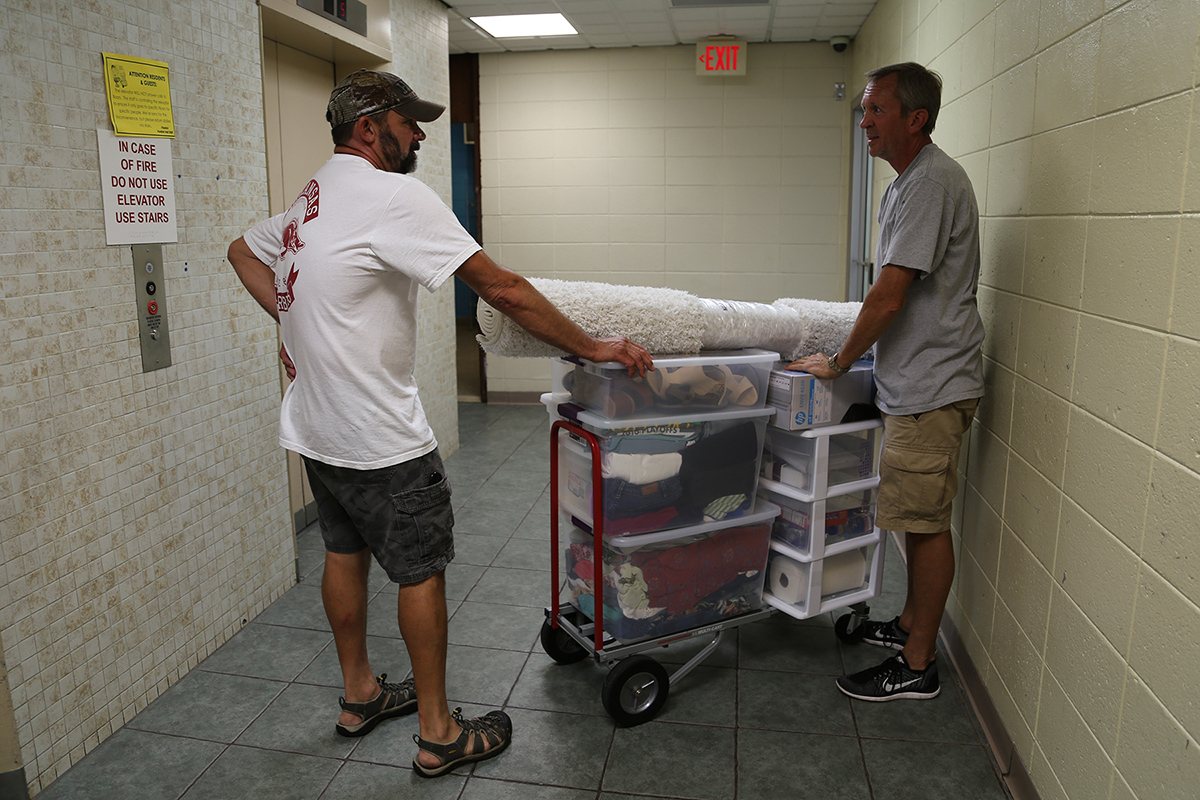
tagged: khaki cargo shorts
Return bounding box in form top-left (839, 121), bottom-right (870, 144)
top-left (875, 398), bottom-right (979, 534)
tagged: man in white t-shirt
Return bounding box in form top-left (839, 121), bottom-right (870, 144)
top-left (228, 70), bottom-right (653, 777)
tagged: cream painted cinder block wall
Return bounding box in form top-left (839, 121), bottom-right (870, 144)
top-left (0, 0), bottom-right (458, 795)
top-left (852, 2), bottom-right (1200, 800)
top-left (477, 43), bottom-right (852, 396)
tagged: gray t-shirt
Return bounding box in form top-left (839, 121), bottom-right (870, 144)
top-left (873, 144), bottom-right (985, 416)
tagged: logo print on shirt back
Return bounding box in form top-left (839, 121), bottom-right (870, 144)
top-left (277, 265), bottom-right (299, 313)
top-left (298, 179), bottom-right (319, 223)
top-left (280, 219), bottom-right (305, 258)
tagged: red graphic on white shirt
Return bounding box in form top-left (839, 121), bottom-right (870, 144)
top-left (277, 265), bottom-right (299, 313)
top-left (296, 180), bottom-right (319, 223)
top-left (280, 219), bottom-right (305, 258)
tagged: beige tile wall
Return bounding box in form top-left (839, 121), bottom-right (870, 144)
top-left (477, 43), bottom-right (853, 396)
top-left (852, 1), bottom-right (1200, 799)
top-left (0, 0), bottom-right (458, 794)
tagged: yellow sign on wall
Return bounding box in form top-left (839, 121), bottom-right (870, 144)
top-left (102, 53), bottom-right (175, 138)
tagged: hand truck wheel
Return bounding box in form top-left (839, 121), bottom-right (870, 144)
top-left (602, 655), bottom-right (669, 726)
top-left (540, 619), bottom-right (588, 665)
top-left (834, 602), bottom-right (872, 644)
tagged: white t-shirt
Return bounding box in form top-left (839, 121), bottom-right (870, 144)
top-left (243, 154), bottom-right (481, 469)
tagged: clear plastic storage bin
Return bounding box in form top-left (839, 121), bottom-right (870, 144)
top-left (561, 502), bottom-right (780, 643)
top-left (556, 349), bottom-right (778, 419)
top-left (761, 419), bottom-right (882, 496)
top-left (763, 533), bottom-right (883, 620)
top-left (547, 398), bottom-right (774, 537)
top-left (758, 477), bottom-right (878, 560)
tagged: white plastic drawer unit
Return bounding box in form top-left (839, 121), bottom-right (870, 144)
top-left (758, 478), bottom-right (879, 561)
top-left (546, 398), bottom-right (775, 538)
top-left (760, 418), bottom-right (882, 497)
top-left (552, 349), bottom-right (778, 420)
top-left (763, 532), bottom-right (884, 620)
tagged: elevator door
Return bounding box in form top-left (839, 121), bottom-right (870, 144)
top-left (261, 40), bottom-right (336, 532)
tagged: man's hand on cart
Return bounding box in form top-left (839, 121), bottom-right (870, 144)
top-left (786, 352), bottom-right (838, 380)
top-left (590, 337), bottom-right (655, 377)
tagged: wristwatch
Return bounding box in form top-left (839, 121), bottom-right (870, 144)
top-left (827, 352), bottom-right (849, 376)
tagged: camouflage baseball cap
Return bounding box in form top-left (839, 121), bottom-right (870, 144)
top-left (326, 69), bottom-right (446, 127)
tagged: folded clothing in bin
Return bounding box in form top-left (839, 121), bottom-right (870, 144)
top-left (564, 512), bottom-right (773, 642)
top-left (599, 419), bottom-right (761, 534)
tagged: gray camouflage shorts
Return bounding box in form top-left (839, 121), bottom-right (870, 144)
top-left (302, 450), bottom-right (455, 584)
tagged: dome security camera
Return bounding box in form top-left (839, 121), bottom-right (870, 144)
top-left (831, 36), bottom-right (850, 53)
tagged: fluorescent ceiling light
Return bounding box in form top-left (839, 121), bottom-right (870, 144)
top-left (471, 13), bottom-right (578, 38)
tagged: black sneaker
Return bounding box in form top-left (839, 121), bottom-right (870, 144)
top-left (860, 616), bottom-right (909, 650)
top-left (837, 653), bottom-right (939, 701)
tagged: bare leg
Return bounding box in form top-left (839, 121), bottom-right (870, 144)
top-left (899, 529), bottom-right (954, 670)
top-left (394, 572), bottom-right (461, 769)
top-left (322, 549), bottom-right (382, 726)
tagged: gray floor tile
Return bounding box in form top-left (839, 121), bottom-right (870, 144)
top-left (511, 509), bottom-right (552, 539)
top-left (444, 645), bottom-right (529, 707)
top-left (322, 760), bottom-right (466, 800)
top-left (33, 729), bottom-right (224, 800)
top-left (199, 623), bottom-right (330, 681)
top-left (453, 532), bottom-right (508, 566)
top-left (126, 670), bottom-right (286, 742)
top-left (471, 708), bottom-right (614, 789)
top-left (453, 496), bottom-right (536, 537)
top-left (861, 738), bottom-right (1009, 800)
top-left (655, 664), bottom-right (737, 726)
top-left (737, 728), bottom-right (870, 800)
top-left (254, 583), bottom-right (331, 632)
top-left (448, 600), bottom-right (544, 652)
top-left (297, 547), bottom-right (324, 583)
top-left (492, 537), bottom-right (554, 571)
top-left (468, 565), bottom-right (553, 608)
top-left (443, 561), bottom-right (486, 601)
top-left (364, 592), bottom-right (403, 639)
top-left (603, 720), bottom-right (736, 800)
top-left (463, 777), bottom-right (593, 800)
top-left (508, 655), bottom-right (608, 716)
top-left (738, 669), bottom-right (856, 735)
top-left (738, 617), bottom-right (844, 675)
top-left (179, 744), bottom-right (340, 800)
top-left (236, 683), bottom-right (359, 759)
top-left (295, 636), bottom-right (413, 689)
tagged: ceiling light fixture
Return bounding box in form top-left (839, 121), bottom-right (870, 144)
top-left (470, 13), bottom-right (578, 38)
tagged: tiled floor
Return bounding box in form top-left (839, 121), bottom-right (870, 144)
top-left (36, 403), bottom-right (1013, 800)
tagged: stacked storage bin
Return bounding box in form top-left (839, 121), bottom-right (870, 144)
top-left (759, 364), bottom-right (885, 619)
top-left (543, 349), bottom-right (781, 644)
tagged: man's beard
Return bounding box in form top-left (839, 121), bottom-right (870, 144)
top-left (380, 126), bottom-right (418, 174)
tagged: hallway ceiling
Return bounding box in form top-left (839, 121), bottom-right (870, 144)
top-left (446, 0), bottom-right (877, 54)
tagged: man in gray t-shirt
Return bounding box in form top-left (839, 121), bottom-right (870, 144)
top-left (787, 62), bottom-right (984, 702)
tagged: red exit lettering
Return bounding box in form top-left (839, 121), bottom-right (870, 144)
top-left (699, 44), bottom-right (740, 72)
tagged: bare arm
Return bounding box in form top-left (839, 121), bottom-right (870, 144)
top-left (786, 264), bottom-right (918, 378)
top-left (456, 250), bottom-right (654, 376)
top-left (228, 236), bottom-right (279, 322)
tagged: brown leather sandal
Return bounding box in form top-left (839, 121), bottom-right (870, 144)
top-left (411, 708), bottom-right (513, 778)
top-left (335, 674), bottom-right (417, 737)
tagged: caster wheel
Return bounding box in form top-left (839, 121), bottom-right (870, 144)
top-left (835, 612), bottom-right (867, 643)
top-left (602, 655), bottom-right (669, 726)
top-left (540, 619), bottom-right (588, 664)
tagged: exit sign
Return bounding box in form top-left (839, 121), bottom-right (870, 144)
top-left (696, 39), bottom-right (746, 76)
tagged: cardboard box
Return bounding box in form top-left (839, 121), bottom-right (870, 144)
top-left (765, 362), bottom-right (874, 430)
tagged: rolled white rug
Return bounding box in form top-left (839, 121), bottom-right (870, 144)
top-left (475, 278), bottom-right (865, 361)
top-left (477, 278), bottom-right (708, 357)
top-left (773, 297), bottom-right (863, 361)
